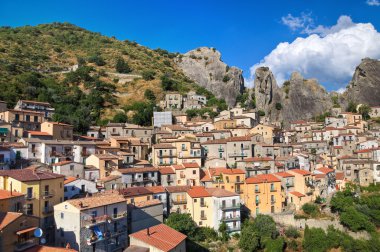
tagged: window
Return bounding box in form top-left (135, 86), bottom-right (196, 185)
top-left (34, 116), bottom-right (38, 122)
top-left (91, 211), bottom-right (97, 218)
top-left (60, 228), bottom-right (64, 237)
top-left (70, 165), bottom-right (74, 171)
top-left (194, 199), bottom-right (197, 203)
top-left (200, 198), bottom-right (205, 206)
top-left (193, 170), bottom-right (196, 175)
top-left (61, 212), bottom-right (64, 219)
top-left (147, 196), bottom-right (151, 200)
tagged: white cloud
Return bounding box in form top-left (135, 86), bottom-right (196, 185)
top-left (281, 13), bottom-right (313, 31)
top-left (336, 88), bottom-right (346, 94)
top-left (367, 0), bottom-right (380, 6)
top-left (248, 16), bottom-right (380, 90)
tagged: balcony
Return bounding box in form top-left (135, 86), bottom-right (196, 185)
top-left (43, 206), bottom-right (54, 214)
top-left (81, 151), bottom-right (90, 157)
top-left (285, 182), bottom-right (294, 187)
top-left (235, 180), bottom-right (244, 184)
top-left (228, 152), bottom-right (248, 158)
top-left (25, 193), bottom-right (36, 200)
top-left (241, 145), bottom-right (250, 150)
top-left (270, 188), bottom-right (277, 192)
top-left (220, 203), bottom-right (240, 211)
top-left (254, 189), bottom-right (260, 193)
top-left (200, 215), bottom-right (207, 220)
top-left (218, 147), bottom-right (225, 152)
top-left (82, 215), bottom-right (109, 227)
top-left (15, 238), bottom-right (38, 252)
top-left (172, 199), bottom-right (187, 205)
top-left (271, 200), bottom-right (276, 204)
top-left (235, 189), bottom-right (243, 194)
top-left (42, 191), bottom-right (54, 199)
top-left (157, 152), bottom-right (176, 158)
top-left (200, 203), bottom-right (207, 207)
top-left (111, 211), bottom-right (128, 220)
top-left (221, 216), bottom-right (241, 222)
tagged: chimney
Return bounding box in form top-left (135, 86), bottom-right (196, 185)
top-left (147, 227), bottom-right (150, 236)
top-left (79, 201), bottom-right (83, 208)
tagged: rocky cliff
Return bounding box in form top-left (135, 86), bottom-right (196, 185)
top-left (254, 68), bottom-right (333, 123)
top-left (345, 58), bottom-right (380, 106)
top-left (176, 47), bottom-right (244, 107)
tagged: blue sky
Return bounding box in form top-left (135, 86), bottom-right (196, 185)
top-left (1, 0), bottom-right (380, 90)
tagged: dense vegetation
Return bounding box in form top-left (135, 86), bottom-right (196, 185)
top-left (0, 22), bottom-right (218, 132)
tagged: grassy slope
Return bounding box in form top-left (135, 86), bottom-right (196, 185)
top-left (0, 22), bottom-right (195, 118)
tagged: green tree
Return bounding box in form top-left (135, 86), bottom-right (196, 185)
top-left (340, 206), bottom-right (375, 232)
top-left (112, 113), bottom-right (128, 123)
top-left (358, 104), bottom-right (371, 120)
top-left (302, 203), bottom-right (319, 217)
top-left (275, 102), bottom-right (282, 110)
top-left (144, 89), bottom-right (156, 101)
top-left (346, 101), bottom-right (357, 113)
top-left (252, 214), bottom-right (277, 239)
top-left (115, 57), bottom-right (131, 73)
top-left (285, 226), bottom-right (300, 238)
top-left (303, 226), bottom-right (328, 252)
top-left (239, 221), bottom-right (260, 252)
top-left (218, 222), bottom-right (229, 242)
top-left (258, 110), bottom-right (266, 117)
top-left (263, 237), bottom-right (285, 252)
top-left (165, 213), bottom-right (197, 237)
top-left (161, 74), bottom-right (177, 91)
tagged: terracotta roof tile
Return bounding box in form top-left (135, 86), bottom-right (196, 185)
top-left (0, 169), bottom-right (64, 182)
top-left (205, 188), bottom-right (238, 197)
top-left (133, 199), bottom-right (162, 208)
top-left (52, 160), bottom-right (73, 166)
top-left (158, 166), bottom-right (175, 175)
top-left (316, 167), bottom-right (334, 174)
top-left (117, 167), bottom-right (158, 174)
top-left (243, 157), bottom-right (274, 162)
top-left (165, 185), bottom-right (191, 193)
top-left (120, 187), bottom-right (153, 198)
top-left (288, 169), bottom-right (311, 176)
top-left (67, 191), bottom-right (126, 210)
top-left (245, 174), bottom-right (281, 184)
top-left (0, 189), bottom-right (24, 199)
top-left (187, 186), bottom-right (211, 198)
top-left (0, 212), bottom-right (22, 230)
top-left (289, 191), bottom-right (305, 197)
top-left (182, 163), bottom-right (200, 168)
top-left (64, 176), bottom-right (78, 185)
top-left (146, 186), bottom-right (165, 194)
top-left (24, 245), bottom-right (77, 252)
top-left (152, 143), bottom-right (176, 149)
top-left (274, 172), bottom-right (294, 178)
top-left (129, 224), bottom-right (186, 252)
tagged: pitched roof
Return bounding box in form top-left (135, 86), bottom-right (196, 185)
top-left (0, 189), bottom-right (24, 199)
top-left (182, 163), bottom-right (200, 168)
top-left (243, 157), bottom-right (274, 162)
top-left (165, 185), bottom-right (191, 193)
top-left (0, 212), bottom-right (22, 230)
top-left (289, 191), bottom-right (305, 197)
top-left (209, 168), bottom-right (245, 176)
top-left (120, 187), bottom-right (153, 198)
top-left (0, 168), bottom-right (64, 182)
top-left (202, 139), bottom-right (228, 145)
top-left (117, 167), bottom-right (159, 174)
top-left (27, 131), bottom-right (51, 136)
top-left (245, 174), bottom-right (281, 184)
top-left (64, 176), bottom-right (78, 185)
top-left (129, 224), bottom-right (187, 252)
top-left (288, 169), bottom-right (311, 176)
top-left (146, 186), bottom-right (165, 194)
top-left (316, 167), bottom-right (334, 174)
top-left (158, 166), bottom-right (175, 175)
top-left (24, 245), bottom-right (77, 252)
top-left (52, 160), bottom-right (73, 166)
top-left (67, 191), bottom-right (126, 210)
top-left (274, 172), bottom-right (294, 178)
top-left (152, 143), bottom-right (176, 149)
top-left (187, 186), bottom-right (211, 198)
top-left (335, 172), bottom-right (345, 180)
top-left (205, 188), bottom-right (238, 197)
top-left (96, 175), bottom-right (121, 183)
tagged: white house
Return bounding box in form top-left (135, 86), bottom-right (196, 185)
top-left (52, 161), bottom-right (85, 178)
top-left (63, 177), bottom-right (98, 200)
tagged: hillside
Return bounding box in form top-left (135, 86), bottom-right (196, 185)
top-left (0, 22), bottom-right (224, 132)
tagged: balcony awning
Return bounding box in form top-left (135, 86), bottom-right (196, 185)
top-left (0, 128), bottom-right (8, 134)
top-left (16, 226), bottom-right (37, 235)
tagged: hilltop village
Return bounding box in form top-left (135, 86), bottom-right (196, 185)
top-left (0, 95), bottom-right (379, 252)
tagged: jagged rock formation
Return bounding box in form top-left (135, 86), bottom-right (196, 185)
top-left (254, 68), bottom-right (333, 123)
top-left (176, 47), bottom-right (244, 107)
top-left (345, 58), bottom-right (380, 106)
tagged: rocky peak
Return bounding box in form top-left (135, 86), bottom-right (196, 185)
top-left (345, 58), bottom-right (380, 106)
top-left (254, 67), bottom-right (280, 113)
top-left (175, 47), bottom-right (244, 107)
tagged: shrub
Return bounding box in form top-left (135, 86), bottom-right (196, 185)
top-left (302, 203), bottom-right (319, 217)
top-left (222, 75), bottom-right (230, 82)
top-left (258, 110), bottom-right (265, 116)
top-left (88, 54), bottom-right (106, 66)
top-left (141, 70), bottom-right (155, 81)
top-left (340, 206), bottom-right (375, 232)
top-left (165, 213), bottom-right (197, 237)
top-left (285, 226), bottom-right (300, 238)
top-left (275, 102), bottom-right (282, 110)
top-left (115, 57), bottom-right (131, 73)
top-left (144, 89), bottom-right (156, 101)
top-left (112, 113), bottom-right (128, 123)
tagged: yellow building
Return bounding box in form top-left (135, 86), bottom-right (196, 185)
top-left (85, 153), bottom-right (124, 178)
top-left (40, 121), bottom-right (73, 140)
top-left (0, 109), bottom-right (45, 132)
top-left (172, 139), bottom-right (202, 166)
top-left (209, 168), bottom-right (245, 196)
top-left (244, 174), bottom-right (282, 217)
top-left (171, 163), bottom-right (201, 186)
top-left (0, 167), bottom-right (64, 244)
top-left (249, 124), bottom-right (274, 144)
top-left (152, 143), bottom-right (177, 166)
top-left (287, 169), bottom-right (314, 199)
top-left (214, 119), bottom-right (236, 130)
top-left (186, 187), bottom-right (213, 227)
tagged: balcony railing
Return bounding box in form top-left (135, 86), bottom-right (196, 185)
top-left (42, 191), bottom-right (54, 199)
top-left (228, 152), bottom-right (248, 158)
top-left (14, 238), bottom-right (37, 252)
top-left (241, 145), bottom-right (250, 150)
top-left (111, 212), bottom-right (128, 220)
top-left (286, 182), bottom-right (294, 187)
top-left (220, 203), bottom-right (240, 211)
top-left (25, 193), bottom-right (36, 200)
top-left (200, 215), bottom-right (207, 220)
top-left (255, 189), bottom-right (260, 193)
top-left (270, 188), bottom-right (277, 192)
top-left (235, 190), bottom-right (243, 194)
top-left (157, 152), bottom-right (176, 158)
top-left (235, 180), bottom-right (244, 184)
top-left (221, 216), bottom-right (241, 222)
top-left (200, 203), bottom-right (207, 207)
top-left (172, 199), bottom-right (187, 205)
top-left (271, 200), bottom-right (276, 204)
top-left (82, 215), bottom-right (109, 227)
top-left (218, 147), bottom-right (225, 152)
